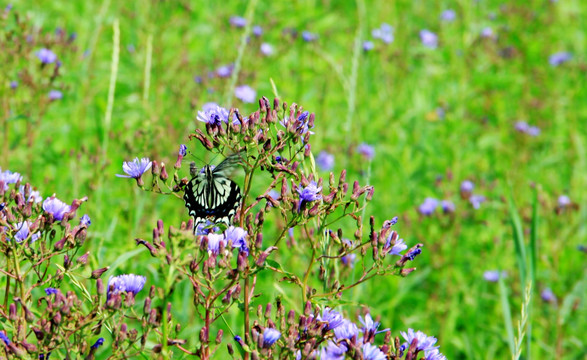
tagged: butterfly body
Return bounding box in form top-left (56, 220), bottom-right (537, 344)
top-left (183, 154), bottom-right (243, 234)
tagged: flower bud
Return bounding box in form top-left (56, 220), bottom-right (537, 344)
top-left (91, 267), bottom-right (109, 279)
top-left (199, 326), bottom-right (209, 343)
top-left (54, 237), bottom-right (66, 251)
top-left (96, 278), bottom-right (105, 295)
top-left (216, 329), bottom-right (224, 344)
top-left (160, 163), bottom-right (168, 181)
top-left (9, 303), bottom-right (17, 321)
top-left (76, 252), bottom-right (89, 265)
top-left (151, 161), bottom-right (160, 176)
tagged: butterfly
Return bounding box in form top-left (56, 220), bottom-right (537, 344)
top-left (183, 153), bottom-right (243, 234)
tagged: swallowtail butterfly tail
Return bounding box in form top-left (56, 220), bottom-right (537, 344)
top-left (183, 153), bottom-right (243, 234)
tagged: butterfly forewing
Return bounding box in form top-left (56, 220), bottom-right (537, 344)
top-left (183, 154), bottom-right (243, 234)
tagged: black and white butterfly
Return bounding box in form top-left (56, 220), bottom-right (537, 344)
top-left (183, 153), bottom-right (243, 234)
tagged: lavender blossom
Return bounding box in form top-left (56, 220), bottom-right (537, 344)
top-left (262, 328), bottom-right (281, 347)
top-left (441, 200), bottom-right (455, 214)
top-left (252, 25), bottom-right (263, 36)
top-left (372, 23), bottom-right (394, 44)
top-left (469, 194), bottom-right (486, 209)
top-left (216, 64), bottom-right (233, 78)
top-left (318, 307), bottom-right (344, 330)
top-left (420, 29), bottom-right (438, 49)
top-left (480, 27), bottom-right (494, 38)
top-left (19, 185), bottom-right (42, 203)
top-left (235, 85), bottom-right (256, 103)
top-left (13, 221), bottom-right (40, 243)
top-left (48, 90), bottom-right (63, 100)
top-left (514, 121), bottom-right (529, 133)
top-left (541, 288), bottom-right (556, 303)
top-left (207, 233), bottom-right (226, 254)
top-left (80, 214), bottom-right (91, 227)
top-left (418, 197), bottom-right (439, 216)
top-left (526, 126), bottom-right (541, 136)
top-left (549, 52), bottom-right (572, 66)
top-left (359, 313), bottom-right (389, 337)
top-left (362, 343), bottom-right (387, 360)
top-left (91, 338), bottom-right (105, 349)
top-left (224, 226), bottom-right (249, 255)
top-left (320, 341), bottom-right (348, 360)
top-left (107, 274), bottom-right (147, 299)
top-left (387, 235), bottom-right (407, 256)
top-left (357, 143), bottom-right (375, 160)
top-left (260, 43), bottom-right (274, 56)
top-left (341, 253), bottom-right (357, 267)
top-left (425, 349), bottom-right (447, 360)
top-left (10, 81), bottom-right (18, 89)
top-left (229, 16), bottom-right (247, 28)
top-left (333, 319), bottom-right (359, 340)
top-left (36, 48), bottom-right (57, 64)
top-left (297, 181), bottom-right (322, 211)
top-left (558, 195), bottom-right (571, 208)
top-left (0, 332), bottom-right (10, 345)
top-left (302, 31), bottom-right (318, 42)
top-left (400, 329), bottom-right (439, 352)
top-left (0, 168), bottom-right (22, 190)
top-left (43, 196), bottom-right (71, 221)
top-left (460, 180), bottom-right (474, 193)
top-left (440, 9), bottom-right (456, 22)
top-left (116, 157), bottom-right (152, 179)
top-left (483, 270), bottom-right (506, 282)
top-left (45, 288), bottom-right (59, 295)
top-left (316, 151), bottom-right (335, 171)
top-left (363, 40), bottom-right (374, 51)
top-left (197, 105), bottom-right (229, 126)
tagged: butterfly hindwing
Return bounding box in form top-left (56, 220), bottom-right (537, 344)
top-left (183, 154), bottom-right (243, 234)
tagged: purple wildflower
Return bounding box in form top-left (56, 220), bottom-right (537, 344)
top-left (387, 234), bottom-right (407, 256)
top-left (224, 226), bottom-right (249, 255)
top-left (425, 349), bottom-right (447, 360)
top-left (297, 181), bottom-right (322, 211)
top-left (10, 81), bottom-right (18, 89)
top-left (36, 48), bottom-right (57, 64)
top-left (0, 332), bottom-right (10, 345)
top-left (359, 313), bottom-right (389, 337)
top-left (418, 197), bottom-right (439, 216)
top-left (43, 196), bottom-right (71, 221)
top-left (483, 270), bottom-right (505, 282)
top-left (260, 43), bottom-right (274, 56)
top-left (316, 151), bottom-right (335, 171)
top-left (48, 90), bottom-right (63, 100)
top-left (216, 64), bottom-right (233, 78)
top-left (197, 105), bottom-right (229, 125)
top-left (404, 247), bottom-right (422, 261)
top-left (13, 221), bottom-right (40, 243)
top-left (229, 16), bottom-right (247, 28)
top-left (441, 200), bottom-right (455, 213)
top-left (420, 29), bottom-right (438, 49)
top-left (91, 338), bottom-right (105, 349)
top-left (320, 341), bottom-right (348, 360)
top-left (19, 185), bottom-right (42, 203)
top-left (400, 329), bottom-right (439, 352)
top-left (541, 288), bottom-right (556, 303)
top-left (526, 126), bottom-right (541, 136)
top-left (207, 233), bottom-right (226, 254)
top-left (107, 274), bottom-right (146, 299)
top-left (45, 288), bottom-right (59, 296)
top-left (515, 121), bottom-right (529, 133)
top-left (480, 27), bottom-right (494, 38)
top-left (318, 307), bottom-right (344, 330)
top-left (301, 31), bottom-right (318, 42)
top-left (80, 214), bottom-right (91, 227)
top-left (372, 23), bottom-right (394, 44)
top-left (178, 144), bottom-right (187, 157)
top-left (357, 143), bottom-right (375, 160)
top-left (469, 194), bottom-right (486, 209)
top-left (235, 85), bottom-right (256, 103)
top-left (460, 180), bottom-right (474, 193)
top-left (0, 168), bottom-right (22, 190)
top-left (341, 253), bottom-right (357, 267)
top-left (116, 157), bottom-right (152, 179)
top-left (262, 328), bottom-right (281, 347)
top-left (363, 40), bottom-right (374, 51)
top-left (440, 9), bottom-right (456, 22)
top-left (549, 52), bottom-right (572, 66)
top-left (252, 25), bottom-right (263, 36)
top-left (362, 343), bottom-right (387, 360)
top-left (333, 319), bottom-right (359, 340)
top-left (558, 195), bottom-right (571, 208)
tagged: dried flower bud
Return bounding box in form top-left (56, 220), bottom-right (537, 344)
top-left (160, 163), bottom-right (168, 181)
top-left (91, 267), bottom-right (109, 279)
top-left (96, 278), bottom-right (105, 295)
top-left (54, 237), bottom-right (66, 251)
top-left (77, 252), bottom-right (89, 265)
top-left (151, 160), bottom-right (160, 176)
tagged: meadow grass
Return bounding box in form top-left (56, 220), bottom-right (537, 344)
top-left (1, 0), bottom-right (586, 358)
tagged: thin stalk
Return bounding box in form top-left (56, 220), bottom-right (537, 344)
top-left (102, 19), bottom-right (120, 162)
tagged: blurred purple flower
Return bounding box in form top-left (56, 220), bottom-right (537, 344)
top-left (460, 180), bottom-right (474, 193)
top-left (260, 43), bottom-right (274, 56)
top-left (229, 16), bottom-right (247, 28)
top-left (363, 40), bottom-right (374, 51)
top-left (359, 313), bottom-right (389, 336)
top-left (10, 81), bottom-right (18, 89)
top-left (80, 214), bottom-right (91, 227)
top-left (320, 341), bottom-right (348, 360)
top-left (36, 48), bottom-right (57, 64)
top-left (420, 29), bottom-right (438, 49)
top-left (0, 332), bottom-right (10, 345)
top-left (541, 288), bottom-right (556, 303)
top-left (207, 233), bottom-right (226, 253)
top-left (549, 52), bottom-right (572, 66)
top-left (418, 197), bottom-right (439, 215)
top-left (441, 200), bottom-right (455, 214)
top-left (235, 85), bottom-right (256, 103)
top-left (515, 121), bottom-right (529, 133)
top-left (48, 90), bottom-right (63, 100)
top-left (372, 23), bottom-right (394, 44)
top-left (558, 195), bottom-right (571, 208)
top-left (252, 25), bottom-right (263, 36)
top-left (440, 9), bottom-right (456, 22)
top-left (107, 274), bottom-right (146, 299)
top-left (45, 288), bottom-right (59, 295)
top-left (363, 343), bottom-right (387, 360)
top-left (197, 105), bottom-right (230, 126)
top-left (341, 253), bottom-right (357, 267)
top-left (179, 144), bottom-right (187, 157)
top-left (357, 143), bottom-right (375, 160)
top-left (19, 185), bottom-right (42, 203)
top-left (527, 126), bottom-right (541, 136)
top-left (400, 329), bottom-right (439, 352)
top-left (469, 194), bottom-right (486, 209)
top-left (302, 31), bottom-right (318, 42)
top-left (333, 319), bottom-right (358, 340)
top-left (91, 338), bottom-right (104, 349)
top-left (483, 270), bottom-right (506, 282)
top-left (0, 168), bottom-right (22, 190)
top-left (43, 197), bottom-right (71, 221)
top-left (316, 151), bottom-right (335, 171)
top-left (386, 234), bottom-right (407, 256)
top-left (425, 349), bottom-right (448, 360)
top-left (224, 226), bottom-right (249, 255)
top-left (116, 157), bottom-right (152, 179)
top-left (262, 328), bottom-right (281, 347)
top-left (216, 64), bottom-right (234, 78)
top-left (13, 221), bottom-right (40, 243)
top-left (480, 27), bottom-right (494, 38)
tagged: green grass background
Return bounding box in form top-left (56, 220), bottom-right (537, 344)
top-left (2, 0), bottom-right (586, 358)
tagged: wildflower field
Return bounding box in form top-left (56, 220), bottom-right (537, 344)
top-left (1, 0), bottom-right (586, 359)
